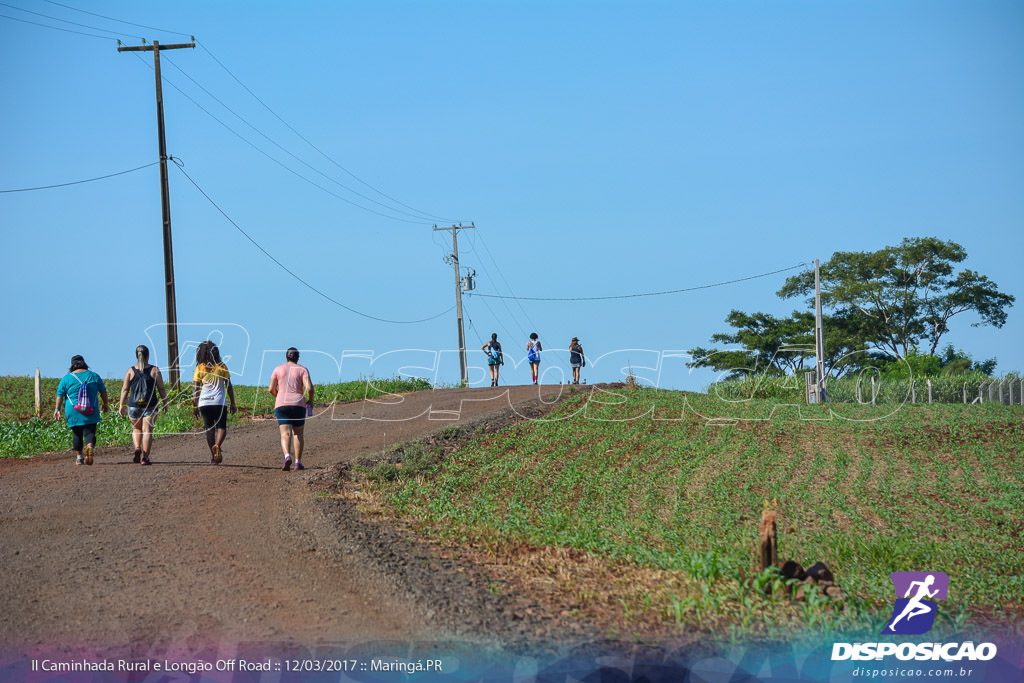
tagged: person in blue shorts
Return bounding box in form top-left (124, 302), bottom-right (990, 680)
top-left (269, 347), bottom-right (315, 472)
top-left (482, 333), bottom-right (503, 387)
top-left (53, 355), bottom-right (109, 466)
top-left (526, 332), bottom-right (543, 385)
top-left (118, 345), bottom-right (167, 465)
top-left (569, 337), bottom-right (586, 385)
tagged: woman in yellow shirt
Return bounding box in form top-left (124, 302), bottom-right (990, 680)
top-left (192, 340), bottom-right (237, 464)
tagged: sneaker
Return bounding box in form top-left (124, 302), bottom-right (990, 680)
top-left (282, 456), bottom-right (292, 472)
top-left (84, 446), bottom-right (94, 466)
top-left (295, 461), bottom-right (305, 471)
top-left (76, 455), bottom-right (84, 466)
top-left (133, 448), bottom-right (141, 464)
top-left (141, 457), bottom-right (151, 466)
top-left (212, 444), bottom-right (222, 465)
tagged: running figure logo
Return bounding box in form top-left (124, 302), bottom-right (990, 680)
top-left (883, 571), bottom-right (949, 635)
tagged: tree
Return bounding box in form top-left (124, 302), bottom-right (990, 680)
top-left (687, 309), bottom-right (872, 379)
top-left (689, 238), bottom-right (1012, 381)
top-left (881, 344), bottom-right (997, 379)
top-left (777, 237), bottom-right (1014, 358)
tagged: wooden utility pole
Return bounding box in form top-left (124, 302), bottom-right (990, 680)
top-left (118, 40), bottom-right (194, 387)
top-left (814, 258), bottom-right (827, 403)
top-left (433, 223), bottom-right (475, 385)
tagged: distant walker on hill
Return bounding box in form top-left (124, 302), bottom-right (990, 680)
top-left (482, 333), bottom-right (504, 387)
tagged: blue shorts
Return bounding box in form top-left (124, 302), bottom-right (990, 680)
top-left (275, 405), bottom-right (306, 427)
top-left (128, 406), bottom-right (157, 420)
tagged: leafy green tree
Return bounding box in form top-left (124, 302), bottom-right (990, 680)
top-left (881, 345), bottom-right (997, 379)
top-left (688, 309), bottom-right (871, 379)
top-left (777, 237), bottom-right (1014, 358)
top-left (689, 238), bottom-right (1011, 381)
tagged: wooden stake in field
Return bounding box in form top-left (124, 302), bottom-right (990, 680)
top-left (34, 368), bottom-right (41, 417)
top-left (759, 509), bottom-right (779, 571)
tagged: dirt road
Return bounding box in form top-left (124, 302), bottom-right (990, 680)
top-left (0, 384), bottom-right (589, 661)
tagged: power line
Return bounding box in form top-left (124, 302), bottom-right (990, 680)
top-left (40, 0), bottom-right (192, 37)
top-left (455, 232), bottom-right (531, 338)
top-left (471, 289), bottom-right (520, 346)
top-left (19, 0), bottom-right (454, 224)
top-left (0, 1), bottom-right (142, 39)
top-left (162, 54), bottom-right (442, 223)
top-left (476, 230), bottom-right (538, 334)
top-left (471, 263), bottom-right (809, 301)
top-left (170, 158), bottom-right (454, 325)
top-left (0, 11), bottom-right (113, 40)
top-left (196, 41), bottom-right (456, 224)
top-left (0, 162), bottom-right (158, 193)
top-left (130, 53), bottom-right (427, 225)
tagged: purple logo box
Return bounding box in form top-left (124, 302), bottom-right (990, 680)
top-left (891, 571), bottom-right (949, 601)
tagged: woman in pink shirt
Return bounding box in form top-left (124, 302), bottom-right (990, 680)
top-left (268, 347), bottom-right (315, 471)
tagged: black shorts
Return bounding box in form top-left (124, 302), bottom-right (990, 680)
top-left (70, 424), bottom-right (97, 453)
top-left (275, 405), bottom-right (306, 427)
top-left (199, 405), bottom-right (227, 431)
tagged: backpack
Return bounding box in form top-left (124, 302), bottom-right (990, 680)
top-left (489, 344), bottom-right (501, 360)
top-left (527, 341), bottom-right (539, 362)
top-left (73, 374), bottom-right (95, 416)
top-left (128, 365), bottom-right (156, 409)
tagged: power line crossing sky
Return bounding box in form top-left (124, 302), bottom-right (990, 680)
top-left (2, 1), bottom-right (1022, 389)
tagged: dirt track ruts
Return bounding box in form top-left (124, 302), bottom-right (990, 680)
top-left (0, 384), bottom-right (602, 661)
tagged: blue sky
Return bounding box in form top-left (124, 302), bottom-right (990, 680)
top-left (2, 1), bottom-right (1022, 390)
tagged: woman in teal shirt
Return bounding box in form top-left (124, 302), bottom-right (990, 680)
top-left (53, 355), bottom-right (109, 465)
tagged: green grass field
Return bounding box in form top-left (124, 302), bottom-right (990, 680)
top-left (363, 386), bottom-right (1024, 640)
top-left (0, 375), bottom-right (431, 458)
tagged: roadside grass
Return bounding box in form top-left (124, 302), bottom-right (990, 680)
top-left (360, 386), bottom-right (1024, 641)
top-left (0, 375), bottom-right (431, 458)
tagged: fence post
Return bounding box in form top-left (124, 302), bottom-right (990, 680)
top-left (871, 376), bottom-right (877, 405)
top-left (911, 380), bottom-right (916, 404)
top-left (1010, 380), bottom-right (1016, 406)
top-left (927, 378), bottom-right (932, 404)
top-left (34, 367), bottom-right (41, 417)
top-left (988, 382), bottom-right (994, 403)
top-left (963, 382), bottom-right (968, 404)
top-left (857, 378), bottom-right (862, 404)
top-left (978, 382), bottom-right (985, 404)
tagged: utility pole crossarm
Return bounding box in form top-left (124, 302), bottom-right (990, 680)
top-left (117, 43), bottom-right (195, 52)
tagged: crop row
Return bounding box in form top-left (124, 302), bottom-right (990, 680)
top-left (364, 387), bottom-right (1024, 637)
